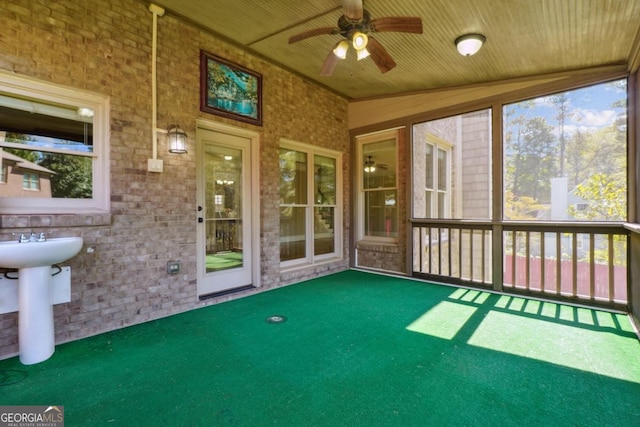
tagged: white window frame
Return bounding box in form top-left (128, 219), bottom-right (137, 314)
top-left (279, 138), bottom-right (343, 269)
top-left (356, 129), bottom-right (400, 243)
top-left (0, 70), bottom-right (110, 214)
top-left (424, 134), bottom-right (452, 219)
top-left (22, 172), bottom-right (40, 191)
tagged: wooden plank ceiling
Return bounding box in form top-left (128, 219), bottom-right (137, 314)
top-left (149, 0), bottom-right (640, 100)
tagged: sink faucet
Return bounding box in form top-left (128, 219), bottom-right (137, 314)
top-left (28, 232), bottom-right (46, 242)
top-left (11, 232), bottom-right (45, 243)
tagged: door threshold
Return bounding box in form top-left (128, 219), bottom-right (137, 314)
top-left (199, 284), bottom-right (255, 301)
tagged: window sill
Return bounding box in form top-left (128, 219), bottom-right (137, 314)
top-left (356, 240), bottom-right (399, 253)
top-left (0, 212), bottom-right (112, 228)
top-left (280, 255), bottom-right (344, 273)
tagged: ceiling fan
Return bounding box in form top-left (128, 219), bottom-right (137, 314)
top-left (288, 0), bottom-right (423, 76)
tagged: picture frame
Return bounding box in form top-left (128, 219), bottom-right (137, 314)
top-left (200, 50), bottom-right (262, 126)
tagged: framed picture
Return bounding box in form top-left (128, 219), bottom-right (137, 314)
top-left (200, 50), bottom-right (262, 126)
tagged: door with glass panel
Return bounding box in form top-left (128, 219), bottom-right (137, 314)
top-left (196, 128), bottom-right (252, 296)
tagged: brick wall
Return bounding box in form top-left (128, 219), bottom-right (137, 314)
top-left (0, 0), bottom-right (349, 359)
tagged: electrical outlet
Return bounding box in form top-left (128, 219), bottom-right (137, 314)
top-left (148, 158), bottom-right (163, 173)
top-left (167, 260), bottom-right (181, 274)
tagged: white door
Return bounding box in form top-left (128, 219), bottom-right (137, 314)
top-left (196, 125), bottom-right (256, 297)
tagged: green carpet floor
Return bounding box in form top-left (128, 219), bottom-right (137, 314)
top-left (1, 270), bottom-right (639, 426)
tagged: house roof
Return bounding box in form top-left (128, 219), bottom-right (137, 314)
top-left (150, 0), bottom-right (640, 99)
top-left (1, 150), bottom-right (55, 175)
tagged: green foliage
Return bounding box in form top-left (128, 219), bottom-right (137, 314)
top-left (568, 173), bottom-right (625, 221)
top-left (504, 80), bottom-right (627, 222)
top-left (504, 191), bottom-right (545, 220)
top-left (39, 153), bottom-right (92, 198)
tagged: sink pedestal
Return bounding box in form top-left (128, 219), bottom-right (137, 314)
top-left (18, 266), bottom-right (55, 365)
top-left (0, 236), bottom-right (83, 365)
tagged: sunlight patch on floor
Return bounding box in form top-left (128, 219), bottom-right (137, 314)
top-left (406, 301), bottom-right (477, 339)
top-left (467, 310), bottom-right (640, 383)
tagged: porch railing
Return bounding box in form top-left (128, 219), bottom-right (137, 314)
top-left (411, 220), bottom-right (628, 309)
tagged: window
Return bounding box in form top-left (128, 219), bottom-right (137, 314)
top-left (503, 79), bottom-right (627, 221)
top-left (357, 130), bottom-right (399, 241)
top-left (279, 139), bottom-right (342, 267)
top-left (0, 162), bottom-right (6, 183)
top-left (0, 71), bottom-right (110, 214)
top-left (423, 137), bottom-right (451, 218)
top-left (22, 173), bottom-right (40, 191)
top-left (413, 110), bottom-right (492, 220)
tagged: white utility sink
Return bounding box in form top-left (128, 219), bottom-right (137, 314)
top-left (0, 237), bottom-right (83, 268)
top-left (0, 237), bottom-right (83, 364)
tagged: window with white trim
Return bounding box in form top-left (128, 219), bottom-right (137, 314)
top-left (22, 173), bottom-right (40, 191)
top-left (357, 130), bottom-right (398, 242)
top-left (424, 138), bottom-right (451, 218)
top-left (0, 71), bottom-right (110, 214)
top-left (279, 139), bottom-right (342, 267)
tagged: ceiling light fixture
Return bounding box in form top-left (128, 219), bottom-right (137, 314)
top-left (455, 34), bottom-right (486, 56)
top-left (352, 31), bottom-right (368, 51)
top-left (357, 48), bottom-right (370, 61)
top-left (364, 155), bottom-right (376, 173)
top-left (77, 107), bottom-right (94, 118)
top-left (333, 40), bottom-right (349, 59)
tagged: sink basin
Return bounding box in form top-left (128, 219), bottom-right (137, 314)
top-left (0, 237), bottom-right (83, 269)
top-left (0, 236), bottom-right (83, 364)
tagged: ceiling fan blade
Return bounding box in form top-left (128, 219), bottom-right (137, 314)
top-left (370, 17), bottom-right (423, 34)
top-left (289, 27), bottom-right (339, 44)
top-left (342, 0), bottom-right (363, 20)
top-left (367, 37), bottom-right (396, 73)
top-left (320, 48), bottom-right (340, 76)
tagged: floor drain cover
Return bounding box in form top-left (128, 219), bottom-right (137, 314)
top-left (266, 315), bottom-right (287, 324)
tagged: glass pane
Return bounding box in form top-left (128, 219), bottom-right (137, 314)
top-left (438, 192), bottom-right (446, 218)
top-left (437, 148), bottom-right (447, 191)
top-left (363, 139), bottom-right (396, 189)
top-left (314, 154), bottom-right (336, 205)
top-left (365, 189), bottom-right (397, 238)
top-left (0, 93), bottom-right (94, 153)
top-left (314, 206), bottom-right (334, 255)
top-left (0, 149), bottom-right (92, 198)
top-left (204, 145), bottom-right (243, 272)
top-left (503, 79), bottom-right (627, 221)
top-left (413, 109), bottom-right (492, 219)
top-left (279, 148), bottom-right (307, 204)
top-left (425, 144), bottom-right (433, 189)
top-left (280, 206), bottom-right (306, 261)
top-left (425, 190), bottom-right (433, 217)
top-left (0, 91), bottom-right (95, 200)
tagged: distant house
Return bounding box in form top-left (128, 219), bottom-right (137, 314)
top-left (0, 150), bottom-right (54, 198)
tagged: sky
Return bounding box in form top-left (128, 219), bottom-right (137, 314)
top-left (506, 78), bottom-right (626, 137)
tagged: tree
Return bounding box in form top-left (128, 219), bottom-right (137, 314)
top-left (568, 173), bottom-right (625, 221)
top-left (550, 93), bottom-right (569, 176)
top-left (513, 116), bottom-right (557, 203)
top-left (504, 191), bottom-right (545, 220)
top-left (39, 153), bottom-right (92, 198)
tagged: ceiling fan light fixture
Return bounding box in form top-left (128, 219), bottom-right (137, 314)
top-left (333, 40), bottom-right (349, 59)
top-left (357, 47), bottom-right (370, 61)
top-left (352, 31), bottom-right (368, 50)
top-left (455, 33), bottom-right (486, 56)
top-left (364, 155), bottom-right (376, 173)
